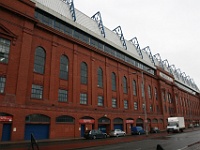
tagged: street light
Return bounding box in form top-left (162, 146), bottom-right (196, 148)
top-left (132, 71), bottom-right (148, 136)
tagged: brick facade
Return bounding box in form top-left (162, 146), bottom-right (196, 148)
top-left (0, 0), bottom-right (199, 141)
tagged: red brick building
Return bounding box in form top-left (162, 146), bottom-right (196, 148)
top-left (0, 0), bottom-right (199, 141)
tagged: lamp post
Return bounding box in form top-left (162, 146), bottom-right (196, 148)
top-left (132, 71), bottom-right (148, 136)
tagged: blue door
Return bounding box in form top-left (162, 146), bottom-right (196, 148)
top-left (24, 124), bottom-right (49, 140)
top-left (81, 124), bottom-right (85, 137)
top-left (98, 125), bottom-right (106, 133)
top-left (1, 124), bottom-right (11, 141)
top-left (114, 124), bottom-right (123, 130)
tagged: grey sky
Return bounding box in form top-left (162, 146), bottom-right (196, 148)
top-left (75, 0), bottom-right (200, 88)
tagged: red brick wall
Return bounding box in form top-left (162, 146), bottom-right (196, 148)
top-left (0, 0), bottom-right (200, 141)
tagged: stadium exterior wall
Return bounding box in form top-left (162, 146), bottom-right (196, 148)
top-left (0, 0), bottom-right (199, 141)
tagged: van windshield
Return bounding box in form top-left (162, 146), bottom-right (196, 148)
top-left (168, 122), bottom-right (178, 126)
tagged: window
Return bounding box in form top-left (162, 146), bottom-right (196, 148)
top-left (112, 98), bottom-right (117, 108)
top-left (31, 84), bottom-right (43, 99)
top-left (164, 105), bottom-right (167, 113)
top-left (156, 105), bottom-right (159, 112)
top-left (25, 114), bottom-right (50, 123)
top-left (148, 85), bottom-right (152, 99)
top-left (123, 76), bottom-right (127, 93)
top-left (134, 102), bottom-right (138, 110)
top-left (60, 55), bottom-right (68, 80)
top-left (34, 9), bottom-right (156, 76)
top-left (141, 83), bottom-right (144, 97)
top-left (154, 87), bottom-right (158, 100)
top-left (180, 97), bottom-right (182, 106)
top-left (0, 77), bottom-right (6, 93)
top-left (97, 67), bottom-right (103, 88)
top-left (152, 118), bottom-right (158, 123)
top-left (133, 80), bottom-right (137, 96)
top-left (56, 115), bottom-right (74, 123)
top-left (111, 72), bottom-right (116, 91)
top-left (98, 95), bottom-right (104, 106)
top-left (80, 62), bottom-right (88, 84)
top-left (58, 89), bottom-right (68, 102)
top-left (175, 95), bottom-right (178, 105)
top-left (168, 93), bottom-right (172, 103)
top-left (142, 103), bottom-right (145, 110)
top-left (162, 91), bottom-right (166, 101)
top-left (150, 104), bottom-right (153, 112)
top-left (80, 93), bottom-right (87, 104)
top-left (0, 38), bottom-right (10, 63)
top-left (34, 47), bottom-right (45, 74)
top-left (124, 100), bottom-right (128, 109)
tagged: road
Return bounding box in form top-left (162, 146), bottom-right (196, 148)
top-left (1, 128), bottom-right (200, 150)
top-left (78, 130), bottom-right (200, 150)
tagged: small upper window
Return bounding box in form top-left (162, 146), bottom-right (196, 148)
top-left (34, 47), bottom-right (45, 74)
top-left (0, 76), bottom-right (6, 93)
top-left (80, 93), bottom-right (88, 104)
top-left (98, 95), bottom-right (104, 106)
top-left (124, 100), bottom-right (128, 109)
top-left (58, 89), bottom-right (68, 102)
top-left (31, 84), bottom-right (43, 99)
top-left (0, 38), bottom-right (11, 64)
top-left (112, 98), bottom-right (117, 108)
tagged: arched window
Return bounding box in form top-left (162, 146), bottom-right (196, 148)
top-left (25, 114), bottom-right (50, 123)
top-left (141, 83), bottom-right (144, 97)
top-left (34, 47), bottom-right (45, 74)
top-left (80, 62), bottom-right (88, 84)
top-left (111, 72), bottom-right (116, 91)
top-left (154, 87), bottom-right (158, 100)
top-left (56, 115), bottom-right (74, 123)
top-left (123, 76), bottom-right (127, 93)
top-left (60, 55), bottom-right (68, 80)
top-left (133, 80), bottom-right (137, 96)
top-left (97, 67), bottom-right (103, 87)
top-left (168, 93), bottom-right (172, 103)
top-left (148, 85), bottom-right (152, 99)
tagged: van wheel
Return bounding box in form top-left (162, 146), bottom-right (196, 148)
top-left (138, 132), bottom-right (141, 135)
top-left (93, 135), bottom-right (96, 139)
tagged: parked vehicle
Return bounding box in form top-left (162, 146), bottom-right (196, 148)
top-left (188, 123), bottom-right (194, 128)
top-left (150, 127), bottom-right (160, 133)
top-left (131, 126), bottom-right (145, 135)
top-left (109, 129), bottom-right (126, 137)
top-left (167, 117), bottom-right (185, 133)
top-left (84, 129), bottom-right (107, 139)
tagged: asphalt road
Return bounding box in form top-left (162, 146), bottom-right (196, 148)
top-left (78, 130), bottom-right (200, 150)
top-left (1, 128), bottom-right (200, 150)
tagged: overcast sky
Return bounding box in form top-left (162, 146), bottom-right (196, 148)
top-left (74, 0), bottom-right (200, 88)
